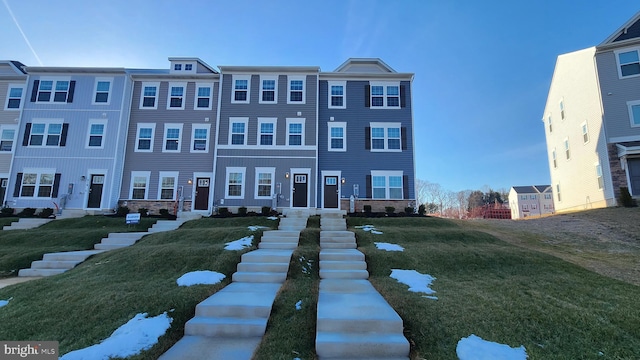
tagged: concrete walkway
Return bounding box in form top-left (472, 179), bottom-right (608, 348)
top-left (159, 210), bottom-right (310, 360)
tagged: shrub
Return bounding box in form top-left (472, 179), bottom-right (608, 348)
top-left (116, 206), bottom-right (130, 217)
top-left (418, 204), bottom-right (426, 216)
top-left (261, 206), bottom-right (271, 216)
top-left (138, 208), bottom-right (149, 217)
top-left (238, 207), bottom-right (247, 216)
top-left (363, 205), bottom-right (372, 213)
top-left (1, 207), bottom-right (14, 216)
top-left (159, 209), bottom-right (170, 217)
top-left (404, 206), bottom-right (414, 215)
top-left (385, 206), bottom-right (396, 215)
top-left (18, 208), bottom-right (36, 217)
top-left (218, 207), bottom-right (230, 217)
top-left (38, 208), bottom-right (54, 218)
top-left (620, 187), bottom-right (635, 207)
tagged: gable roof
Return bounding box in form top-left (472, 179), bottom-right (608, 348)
top-left (0, 60), bottom-right (28, 79)
top-left (511, 185), bottom-right (552, 194)
top-left (334, 58), bottom-right (396, 73)
top-left (168, 57), bottom-right (218, 74)
top-left (599, 11), bottom-right (640, 47)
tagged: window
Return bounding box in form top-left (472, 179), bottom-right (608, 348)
top-left (260, 76), bottom-right (277, 104)
top-left (371, 171), bottom-right (403, 199)
top-left (559, 100), bottom-right (565, 120)
top-left (140, 82), bottom-right (159, 109)
top-left (369, 81), bottom-right (400, 109)
top-left (185, 64), bottom-right (193, 71)
top-left (158, 172), bottom-right (178, 200)
top-left (167, 82), bottom-right (186, 109)
top-left (520, 195), bottom-right (527, 200)
top-left (255, 167), bottom-right (275, 199)
top-left (0, 126), bottom-right (16, 152)
top-left (547, 115), bottom-right (552, 133)
top-left (544, 194), bottom-right (552, 200)
top-left (581, 122), bottom-right (589, 144)
top-left (33, 79), bottom-right (74, 103)
top-left (174, 64), bottom-right (182, 71)
top-left (328, 81), bottom-right (346, 109)
top-left (258, 118), bottom-right (276, 146)
top-left (287, 76), bottom-right (305, 104)
top-left (86, 120), bottom-right (106, 148)
top-left (5, 84), bottom-right (24, 110)
top-left (26, 122), bottom-right (66, 147)
top-left (163, 123), bottom-right (183, 152)
top-left (232, 75), bottom-right (250, 103)
top-left (191, 124), bottom-right (210, 152)
top-left (93, 78), bottom-right (112, 104)
top-left (19, 172), bottom-right (57, 198)
top-left (287, 119), bottom-right (304, 146)
top-left (617, 49), bottom-right (640, 78)
top-left (328, 122), bottom-right (346, 151)
top-left (229, 118), bottom-right (248, 145)
top-left (627, 100), bottom-right (640, 127)
top-left (195, 83), bottom-right (213, 110)
top-left (556, 184), bottom-right (561, 202)
top-left (225, 167), bottom-right (246, 198)
top-left (369, 123), bottom-right (402, 151)
top-left (530, 195), bottom-right (536, 200)
top-left (130, 171), bottom-right (150, 199)
top-left (596, 164), bottom-right (604, 190)
top-left (135, 123), bottom-right (155, 152)
top-left (552, 149), bottom-right (557, 168)
top-left (564, 138), bottom-right (570, 160)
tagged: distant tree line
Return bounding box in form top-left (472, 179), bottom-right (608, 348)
top-left (416, 179), bottom-right (509, 219)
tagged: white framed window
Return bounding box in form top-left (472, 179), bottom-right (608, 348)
top-left (86, 120), bottom-right (106, 149)
top-left (328, 122), bottom-right (346, 151)
top-left (229, 117), bottom-right (248, 145)
top-left (287, 75), bottom-right (305, 104)
top-left (258, 118), bottom-right (277, 146)
top-left (185, 63), bottom-right (193, 71)
top-left (370, 122), bottom-right (401, 152)
top-left (616, 48), bottom-right (640, 78)
top-left (139, 82), bottom-right (160, 109)
top-left (286, 118), bottom-right (305, 146)
top-left (596, 163), bottom-right (604, 190)
top-left (581, 121), bottom-right (589, 144)
top-left (19, 170), bottom-right (56, 198)
top-left (255, 167), bottom-right (275, 199)
top-left (92, 78), bottom-right (112, 105)
top-left (328, 81), bottom-right (346, 109)
top-left (130, 171), bottom-right (150, 199)
top-left (552, 149), bottom-right (557, 169)
top-left (0, 125), bottom-right (17, 152)
top-left (4, 84), bottom-right (24, 110)
top-left (370, 81), bottom-right (400, 109)
top-left (259, 76), bottom-right (278, 104)
top-left (194, 83), bottom-right (213, 110)
top-left (163, 123), bottom-right (183, 152)
top-left (564, 138), bottom-right (570, 160)
top-left (520, 195), bottom-right (527, 200)
top-left (174, 64), bottom-right (182, 71)
top-left (544, 194), bottom-right (552, 200)
top-left (547, 115), bottom-right (552, 133)
top-left (371, 170), bottom-right (403, 199)
top-left (559, 99), bottom-right (565, 120)
top-left (232, 75), bottom-right (250, 104)
top-left (626, 100), bottom-right (640, 127)
top-left (167, 82), bottom-right (186, 109)
top-left (225, 167), bottom-right (246, 199)
top-left (158, 171), bottom-right (178, 200)
top-left (27, 121), bottom-right (65, 147)
top-left (556, 183), bottom-right (561, 202)
top-left (191, 124), bottom-right (210, 152)
top-left (135, 123), bottom-right (156, 152)
top-left (35, 78), bottom-right (72, 103)
top-left (530, 195), bottom-right (536, 200)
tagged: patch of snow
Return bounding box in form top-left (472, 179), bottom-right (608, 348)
top-left (295, 300), bottom-right (302, 310)
top-left (355, 225), bottom-right (376, 232)
top-left (60, 312), bottom-right (173, 360)
top-left (177, 271), bottom-right (225, 287)
top-left (374, 242), bottom-right (403, 251)
top-left (0, 297), bottom-right (13, 308)
top-left (248, 225), bottom-right (270, 231)
top-left (371, 230), bottom-right (384, 234)
top-left (267, 216), bottom-right (279, 220)
top-left (390, 269), bottom-right (437, 297)
top-left (224, 235), bottom-right (254, 250)
top-left (423, 295), bottom-right (438, 300)
top-left (456, 334), bottom-right (527, 360)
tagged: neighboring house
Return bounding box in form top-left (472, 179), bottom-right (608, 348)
top-left (119, 58), bottom-right (219, 215)
top-left (213, 65), bottom-right (320, 211)
top-left (509, 185), bottom-right (554, 219)
top-left (0, 61), bottom-right (27, 205)
top-left (6, 65), bottom-right (132, 213)
top-left (543, 11), bottom-right (640, 212)
top-left (318, 59), bottom-right (415, 211)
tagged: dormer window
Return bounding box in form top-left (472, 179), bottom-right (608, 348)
top-left (185, 64), bottom-right (193, 71)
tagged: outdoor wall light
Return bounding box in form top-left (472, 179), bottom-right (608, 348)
top-left (187, 178), bottom-right (193, 185)
top-left (341, 177), bottom-right (346, 184)
top-left (80, 175), bottom-right (86, 181)
top-left (285, 172), bottom-right (290, 179)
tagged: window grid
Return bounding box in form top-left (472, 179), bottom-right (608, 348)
top-left (21, 172), bottom-right (54, 198)
top-left (5, 86), bottom-right (24, 109)
top-left (0, 128), bottom-right (16, 151)
top-left (136, 124), bottom-right (155, 152)
top-left (370, 82), bottom-right (400, 108)
top-left (94, 80), bottom-right (111, 104)
top-left (288, 123), bottom-right (303, 146)
top-left (141, 83), bottom-right (159, 108)
top-left (618, 50), bottom-right (640, 77)
top-left (88, 123), bottom-right (105, 148)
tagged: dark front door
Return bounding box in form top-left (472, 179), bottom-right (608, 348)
top-left (0, 178), bottom-right (7, 206)
top-left (293, 173), bottom-right (308, 207)
top-left (324, 176), bottom-right (338, 208)
top-left (87, 174), bottom-right (104, 208)
top-left (629, 158), bottom-right (640, 196)
top-left (195, 178), bottom-right (210, 210)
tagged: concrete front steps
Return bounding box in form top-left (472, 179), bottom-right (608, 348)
top-left (18, 250), bottom-right (105, 277)
top-left (160, 212), bottom-right (309, 360)
top-left (316, 213), bottom-right (409, 359)
top-left (3, 218), bottom-right (53, 230)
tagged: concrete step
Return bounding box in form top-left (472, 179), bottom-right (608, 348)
top-left (320, 242), bottom-right (357, 249)
top-left (320, 279), bottom-right (376, 293)
top-left (260, 236), bottom-right (299, 243)
top-left (107, 232), bottom-right (147, 239)
top-left (320, 231), bottom-right (356, 238)
top-left (318, 210), bottom-right (346, 218)
top-left (316, 332), bottom-right (409, 359)
top-left (94, 243), bottom-right (130, 251)
top-left (195, 288), bottom-right (279, 318)
top-left (185, 317), bottom-right (268, 337)
top-left (30, 260), bottom-right (81, 270)
top-left (158, 336), bottom-right (261, 360)
top-left (320, 236), bottom-right (356, 243)
top-left (317, 292), bottom-right (404, 333)
top-left (258, 242), bottom-right (298, 250)
top-left (3, 218), bottom-right (52, 230)
top-left (320, 269), bottom-right (369, 279)
top-left (241, 250), bottom-right (293, 264)
top-left (320, 249), bottom-right (365, 262)
top-left (237, 262), bottom-right (289, 273)
top-left (261, 230), bottom-right (300, 238)
top-left (99, 237), bottom-right (138, 246)
top-left (42, 250), bottom-right (105, 262)
top-left (232, 272), bottom-right (287, 283)
top-left (320, 260), bottom-right (367, 271)
top-left (18, 268), bottom-right (67, 277)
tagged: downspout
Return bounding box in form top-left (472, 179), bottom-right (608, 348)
top-left (210, 73), bottom-right (224, 216)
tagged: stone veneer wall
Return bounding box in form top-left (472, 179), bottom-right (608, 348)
top-left (340, 199), bottom-right (416, 213)
top-left (607, 143), bottom-right (626, 204)
top-left (118, 200), bottom-right (192, 215)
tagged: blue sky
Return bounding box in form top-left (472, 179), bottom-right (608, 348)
top-left (2, 0), bottom-right (639, 192)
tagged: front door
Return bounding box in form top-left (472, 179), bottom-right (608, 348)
top-left (194, 178), bottom-right (210, 210)
top-left (0, 178), bottom-right (7, 206)
top-left (629, 158), bottom-right (640, 196)
top-left (293, 174), bottom-right (308, 207)
top-left (87, 174), bottom-right (104, 208)
top-left (324, 176), bottom-right (338, 208)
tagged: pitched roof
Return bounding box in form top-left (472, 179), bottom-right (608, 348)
top-left (599, 11), bottom-right (640, 46)
top-left (511, 185), bottom-right (551, 194)
top-left (334, 58), bottom-right (396, 73)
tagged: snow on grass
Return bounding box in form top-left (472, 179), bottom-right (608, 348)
top-left (374, 242), bottom-right (404, 251)
top-left (355, 225), bottom-right (383, 234)
top-left (0, 297), bottom-right (12, 308)
top-left (299, 256), bottom-right (313, 274)
top-left (60, 312), bottom-right (173, 360)
top-left (177, 271), bottom-right (225, 287)
top-left (456, 334), bottom-right (527, 360)
top-left (295, 300), bottom-right (302, 310)
top-left (390, 269), bottom-right (437, 300)
top-left (267, 216), bottom-right (279, 220)
top-left (224, 235), bottom-right (254, 250)
top-left (248, 225), bottom-right (270, 231)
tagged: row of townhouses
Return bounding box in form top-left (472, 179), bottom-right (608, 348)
top-left (543, 11), bottom-right (640, 212)
top-left (0, 58), bottom-right (416, 216)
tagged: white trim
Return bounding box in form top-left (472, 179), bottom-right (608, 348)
top-left (287, 75), bottom-right (306, 104)
top-left (257, 117), bottom-right (277, 146)
top-left (614, 47), bottom-right (640, 79)
top-left (369, 81), bottom-right (400, 109)
top-left (17, 169), bottom-right (57, 199)
top-left (254, 167), bottom-right (275, 199)
top-left (259, 75), bottom-right (278, 104)
top-left (135, 123), bottom-right (156, 152)
top-left (609, 134), bottom-right (640, 143)
top-left (85, 119), bottom-right (107, 149)
top-left (190, 123), bottom-right (211, 153)
top-left (83, 169), bottom-right (108, 210)
top-left (370, 170), bottom-right (404, 199)
top-left (289, 167), bottom-right (311, 208)
top-left (286, 118), bottom-right (305, 146)
top-left (369, 122), bottom-right (402, 152)
top-left (162, 123), bottom-right (183, 153)
top-left (225, 167), bottom-right (246, 199)
top-left (0, 125), bottom-right (18, 153)
top-left (216, 145), bottom-right (316, 151)
top-left (34, 77), bottom-right (72, 103)
top-left (158, 171), bottom-right (179, 200)
top-left (166, 82), bottom-right (187, 110)
top-left (327, 80), bottom-right (346, 109)
top-left (559, 98), bottom-right (565, 120)
top-left (4, 83), bottom-right (25, 110)
top-left (581, 120), bottom-right (590, 144)
top-left (563, 137), bottom-right (570, 160)
top-left (191, 171), bottom-right (213, 214)
top-left (321, 170), bottom-right (341, 209)
top-left (626, 100), bottom-right (640, 128)
top-left (139, 82), bottom-right (160, 109)
top-left (194, 82), bottom-right (214, 110)
top-left (328, 122), bottom-right (347, 152)
top-left (27, 119), bottom-right (64, 147)
top-left (231, 75), bottom-right (251, 104)
top-left (130, 171), bottom-right (150, 200)
top-left (228, 117), bottom-right (249, 146)
top-left (91, 77), bottom-right (113, 105)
